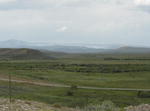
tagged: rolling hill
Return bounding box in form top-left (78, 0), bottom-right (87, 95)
top-left (112, 46), bottom-right (150, 53)
top-left (0, 48), bottom-right (53, 60)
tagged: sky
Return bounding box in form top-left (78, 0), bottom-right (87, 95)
top-left (0, 0), bottom-right (150, 46)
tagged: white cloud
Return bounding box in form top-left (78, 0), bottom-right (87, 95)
top-left (135, 0), bottom-right (150, 6)
top-left (0, 0), bottom-right (16, 3)
top-left (0, 9), bottom-right (48, 29)
top-left (56, 26), bottom-right (68, 32)
top-left (26, 0), bottom-right (92, 8)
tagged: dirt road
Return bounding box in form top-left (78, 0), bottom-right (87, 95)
top-left (0, 78), bottom-right (150, 92)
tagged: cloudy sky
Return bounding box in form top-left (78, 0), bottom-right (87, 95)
top-left (0, 0), bottom-right (150, 46)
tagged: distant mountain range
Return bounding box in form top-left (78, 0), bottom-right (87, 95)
top-left (0, 39), bottom-right (150, 54)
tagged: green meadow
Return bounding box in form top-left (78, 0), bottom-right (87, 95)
top-left (0, 54), bottom-right (150, 107)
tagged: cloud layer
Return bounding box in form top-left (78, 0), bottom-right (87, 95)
top-left (0, 0), bottom-right (16, 3)
top-left (0, 0), bottom-right (150, 46)
top-left (135, 0), bottom-right (150, 6)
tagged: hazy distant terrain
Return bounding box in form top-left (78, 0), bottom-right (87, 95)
top-left (0, 40), bottom-right (150, 61)
top-left (1, 39), bottom-right (150, 54)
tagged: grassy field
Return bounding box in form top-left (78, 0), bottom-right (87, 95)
top-left (0, 54), bottom-right (150, 108)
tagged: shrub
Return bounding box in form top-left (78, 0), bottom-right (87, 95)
top-left (52, 104), bottom-right (62, 108)
top-left (66, 90), bottom-right (74, 96)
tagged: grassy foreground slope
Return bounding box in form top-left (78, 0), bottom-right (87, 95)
top-left (0, 53), bottom-right (150, 107)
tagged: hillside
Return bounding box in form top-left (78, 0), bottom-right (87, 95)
top-left (0, 48), bottom-right (53, 60)
top-left (112, 46), bottom-right (150, 54)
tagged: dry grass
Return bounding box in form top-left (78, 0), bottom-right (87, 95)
top-left (0, 98), bottom-right (149, 111)
top-left (125, 104), bottom-right (150, 111)
top-left (0, 98), bottom-right (76, 111)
